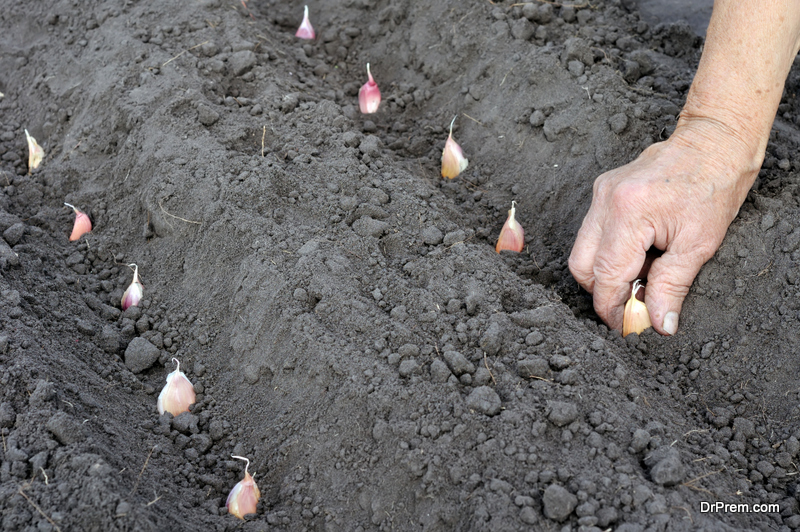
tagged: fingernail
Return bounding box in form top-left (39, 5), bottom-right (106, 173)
top-left (663, 311), bottom-right (679, 335)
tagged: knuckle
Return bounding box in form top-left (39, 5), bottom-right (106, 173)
top-left (608, 181), bottom-right (647, 213)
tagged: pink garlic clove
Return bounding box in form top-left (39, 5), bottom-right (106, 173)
top-left (358, 63), bottom-right (381, 114)
top-left (441, 116), bottom-right (469, 179)
top-left (64, 203), bottom-right (92, 241)
top-left (495, 201), bottom-right (525, 253)
top-left (295, 5), bottom-right (315, 39)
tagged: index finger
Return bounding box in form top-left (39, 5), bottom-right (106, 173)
top-left (592, 221), bottom-right (654, 330)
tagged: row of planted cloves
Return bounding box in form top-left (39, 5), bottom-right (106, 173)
top-left (61, 202), bottom-right (261, 516)
top-left (15, 5), bottom-right (540, 520)
top-left (293, 5), bottom-right (528, 254)
top-left (62, 198), bottom-right (261, 516)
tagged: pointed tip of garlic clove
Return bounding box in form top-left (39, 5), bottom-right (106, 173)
top-left (25, 129), bottom-right (44, 173)
top-left (358, 63), bottom-right (381, 114)
top-left (495, 201), bottom-right (525, 253)
top-left (622, 279), bottom-right (652, 336)
top-left (441, 118), bottom-right (468, 179)
top-left (227, 456), bottom-right (261, 519)
top-left (295, 5), bottom-right (315, 39)
top-left (157, 358), bottom-right (197, 416)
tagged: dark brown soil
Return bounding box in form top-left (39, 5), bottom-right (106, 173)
top-left (1, 1), bottom-right (800, 530)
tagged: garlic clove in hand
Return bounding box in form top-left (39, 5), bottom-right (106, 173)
top-left (227, 456), bottom-right (261, 519)
top-left (622, 279), bottom-right (652, 336)
top-left (121, 263), bottom-right (143, 310)
top-left (495, 201), bottom-right (525, 253)
top-left (64, 203), bottom-right (92, 242)
top-left (295, 5), bottom-right (315, 39)
top-left (157, 358), bottom-right (196, 416)
top-left (441, 116), bottom-right (468, 179)
top-left (358, 63), bottom-right (381, 114)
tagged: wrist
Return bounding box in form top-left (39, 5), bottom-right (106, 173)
top-left (669, 109), bottom-right (764, 194)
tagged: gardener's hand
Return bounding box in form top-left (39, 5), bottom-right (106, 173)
top-left (568, 126), bottom-right (757, 334)
top-left (569, 0), bottom-right (800, 334)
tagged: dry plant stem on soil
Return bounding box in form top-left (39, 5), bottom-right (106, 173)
top-left (18, 484), bottom-right (62, 532)
top-left (161, 41), bottom-right (209, 68)
top-left (508, 1), bottom-right (592, 8)
top-left (158, 200), bottom-right (201, 225)
top-left (129, 446), bottom-right (156, 496)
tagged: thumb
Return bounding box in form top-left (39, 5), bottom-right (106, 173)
top-left (644, 249), bottom-right (707, 335)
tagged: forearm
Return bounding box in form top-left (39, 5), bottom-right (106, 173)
top-left (674, 0), bottom-right (800, 187)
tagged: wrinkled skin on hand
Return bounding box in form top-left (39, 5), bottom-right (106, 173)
top-left (568, 133), bottom-right (757, 335)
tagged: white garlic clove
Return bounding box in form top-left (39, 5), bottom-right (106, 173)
top-left (622, 279), bottom-right (652, 336)
top-left (121, 263), bottom-right (143, 310)
top-left (157, 358), bottom-right (197, 416)
top-left (227, 456), bottom-right (261, 519)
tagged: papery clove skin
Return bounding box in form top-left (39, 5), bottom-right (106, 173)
top-left (25, 129), bottom-right (44, 173)
top-left (227, 456), bottom-right (261, 519)
top-left (495, 201), bottom-right (525, 253)
top-left (359, 63), bottom-right (381, 114)
top-left (295, 5), bottom-right (315, 39)
top-left (622, 279), bottom-right (652, 336)
top-left (121, 263), bottom-right (143, 311)
top-left (64, 202), bottom-right (92, 241)
top-left (441, 116), bottom-right (469, 179)
top-left (157, 358), bottom-right (196, 416)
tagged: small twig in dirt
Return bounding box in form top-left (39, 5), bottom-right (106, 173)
top-left (500, 67), bottom-right (514, 86)
top-left (673, 506), bottom-right (693, 523)
top-left (483, 353), bottom-right (497, 386)
top-left (681, 469), bottom-right (723, 496)
top-left (461, 113), bottom-right (483, 126)
top-left (239, 0), bottom-right (255, 20)
top-left (261, 125), bottom-right (267, 157)
top-left (65, 140), bottom-right (83, 157)
top-left (161, 40), bottom-right (210, 68)
top-left (158, 200), bottom-right (202, 225)
top-left (130, 446), bottom-right (156, 496)
top-left (529, 375), bottom-right (553, 383)
top-left (18, 485), bottom-right (62, 532)
top-left (146, 494), bottom-right (162, 506)
top-left (683, 429), bottom-right (708, 438)
top-left (509, 1), bottom-right (592, 8)
top-left (40, 468), bottom-right (48, 485)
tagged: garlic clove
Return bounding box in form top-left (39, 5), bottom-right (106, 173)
top-left (157, 358), bottom-right (197, 416)
top-left (622, 279), bottom-right (652, 336)
top-left (441, 116), bottom-right (469, 179)
top-left (121, 263), bottom-right (143, 310)
top-left (295, 5), bottom-right (315, 39)
top-left (64, 202), bottom-right (92, 241)
top-left (495, 201), bottom-right (525, 253)
top-left (358, 63), bottom-right (381, 114)
top-left (227, 456), bottom-right (261, 519)
top-left (25, 129), bottom-right (44, 173)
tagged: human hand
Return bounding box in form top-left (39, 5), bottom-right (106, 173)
top-left (568, 129), bottom-right (759, 335)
